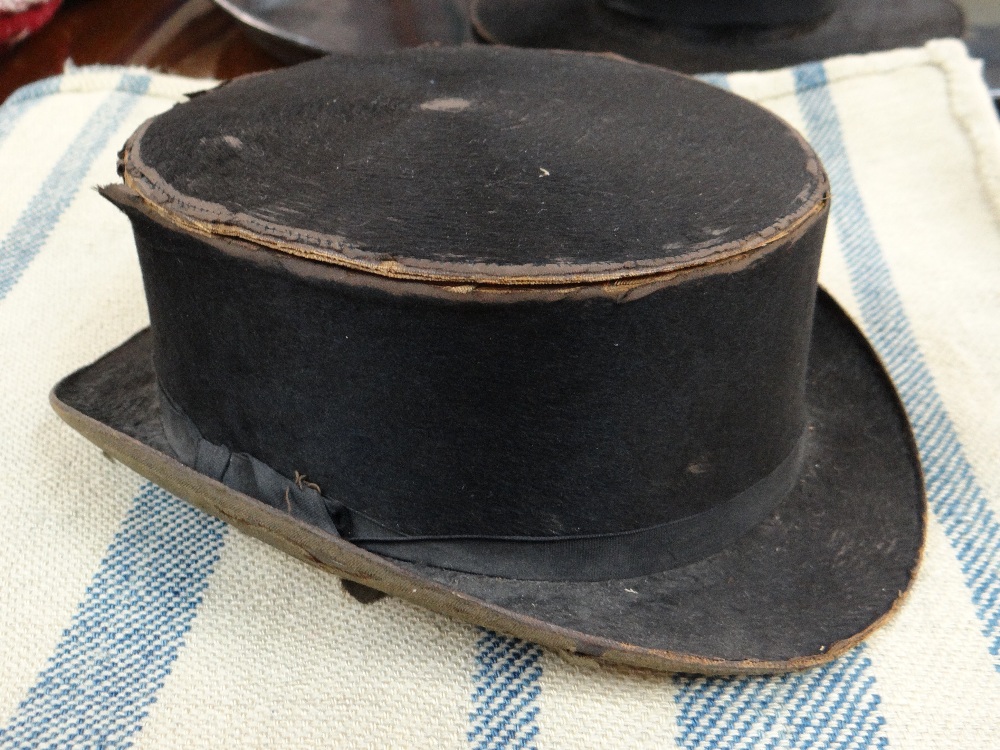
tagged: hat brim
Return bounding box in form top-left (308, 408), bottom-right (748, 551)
top-left (51, 289), bottom-right (923, 674)
top-left (471, 0), bottom-right (964, 73)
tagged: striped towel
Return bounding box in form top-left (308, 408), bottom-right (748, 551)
top-left (1, 41), bottom-right (998, 749)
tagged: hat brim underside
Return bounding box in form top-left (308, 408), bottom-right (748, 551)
top-left (472, 0), bottom-right (964, 74)
top-left (51, 290), bottom-right (923, 674)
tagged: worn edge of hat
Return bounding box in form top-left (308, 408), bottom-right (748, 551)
top-left (100, 182), bottom-right (830, 304)
top-left (113, 54), bottom-right (829, 289)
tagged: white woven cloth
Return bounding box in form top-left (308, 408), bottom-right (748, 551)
top-left (1, 41), bottom-right (999, 748)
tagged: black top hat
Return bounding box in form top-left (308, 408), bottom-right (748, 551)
top-left (472, 0), bottom-right (964, 73)
top-left (53, 46), bottom-right (923, 674)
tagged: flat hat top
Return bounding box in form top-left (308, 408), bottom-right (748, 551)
top-left (123, 46), bottom-right (826, 284)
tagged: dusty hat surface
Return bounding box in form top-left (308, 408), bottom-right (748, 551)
top-left (471, 0), bottom-right (964, 73)
top-left (52, 46), bottom-right (923, 674)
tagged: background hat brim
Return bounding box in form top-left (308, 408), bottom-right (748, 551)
top-left (471, 0), bottom-right (964, 73)
top-left (51, 289), bottom-right (923, 674)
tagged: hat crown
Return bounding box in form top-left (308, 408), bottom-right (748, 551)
top-left (111, 47), bottom-right (829, 580)
top-left (122, 46), bottom-right (823, 285)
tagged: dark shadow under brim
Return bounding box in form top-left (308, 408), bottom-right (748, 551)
top-left (51, 289), bottom-right (923, 674)
top-left (471, 0), bottom-right (964, 73)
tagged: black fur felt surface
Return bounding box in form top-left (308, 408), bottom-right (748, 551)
top-left (122, 201), bottom-right (823, 539)
top-left (127, 46), bottom-right (822, 278)
top-left (110, 46), bottom-right (832, 547)
top-left (53, 291), bottom-right (923, 662)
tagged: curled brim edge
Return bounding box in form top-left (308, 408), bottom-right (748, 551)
top-left (50, 289), bottom-right (924, 675)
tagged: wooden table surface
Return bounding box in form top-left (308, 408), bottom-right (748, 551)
top-left (0, 0), bottom-right (286, 103)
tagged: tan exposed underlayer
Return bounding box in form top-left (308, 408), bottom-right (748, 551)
top-left (103, 181), bottom-right (828, 304)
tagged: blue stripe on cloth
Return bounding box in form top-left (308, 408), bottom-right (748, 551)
top-left (794, 62), bottom-right (1000, 670)
top-left (0, 72), bottom-right (152, 301)
top-left (0, 77), bottom-right (61, 148)
top-left (696, 72), bottom-right (731, 90)
top-left (468, 630), bottom-right (542, 750)
top-left (0, 484), bottom-right (227, 749)
top-left (675, 647), bottom-right (887, 749)
top-left (1, 75), bottom-right (62, 107)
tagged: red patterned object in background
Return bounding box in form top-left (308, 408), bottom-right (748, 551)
top-left (0, 0), bottom-right (62, 51)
